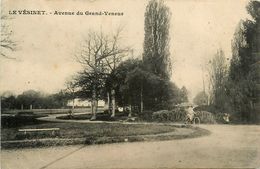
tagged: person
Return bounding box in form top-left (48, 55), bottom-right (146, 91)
top-left (186, 106), bottom-right (195, 123)
top-left (223, 113), bottom-right (230, 123)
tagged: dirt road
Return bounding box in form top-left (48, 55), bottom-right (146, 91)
top-left (1, 125), bottom-right (260, 169)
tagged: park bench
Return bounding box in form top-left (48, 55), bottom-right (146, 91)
top-left (18, 128), bottom-right (60, 136)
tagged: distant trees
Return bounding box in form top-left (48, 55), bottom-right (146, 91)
top-left (1, 90), bottom-right (69, 110)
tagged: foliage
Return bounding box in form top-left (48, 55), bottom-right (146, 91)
top-left (226, 0), bottom-right (260, 123)
top-left (111, 58), bottom-right (186, 112)
top-left (109, 58), bottom-right (142, 107)
top-left (151, 108), bottom-right (227, 124)
top-left (195, 111), bottom-right (217, 124)
top-left (74, 29), bottom-right (129, 118)
top-left (1, 90), bottom-right (69, 110)
top-left (143, 0), bottom-right (172, 79)
top-left (151, 108), bottom-right (187, 122)
top-left (75, 71), bottom-right (106, 100)
top-left (207, 49), bottom-right (229, 110)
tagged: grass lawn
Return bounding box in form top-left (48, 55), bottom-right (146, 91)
top-left (1, 121), bottom-right (178, 141)
top-left (1, 118), bottom-right (210, 149)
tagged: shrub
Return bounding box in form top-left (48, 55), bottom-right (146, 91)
top-left (195, 111), bottom-right (217, 124)
top-left (151, 108), bottom-right (186, 122)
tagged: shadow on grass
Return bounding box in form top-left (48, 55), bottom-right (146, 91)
top-left (57, 112), bottom-right (130, 121)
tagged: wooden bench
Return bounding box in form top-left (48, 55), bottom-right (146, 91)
top-left (18, 128), bottom-right (60, 136)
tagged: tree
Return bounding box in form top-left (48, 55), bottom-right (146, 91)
top-left (102, 29), bottom-right (129, 117)
top-left (114, 59), bottom-right (184, 112)
top-left (1, 95), bottom-right (16, 110)
top-left (139, 0), bottom-right (175, 113)
top-left (106, 58), bottom-right (141, 116)
top-left (208, 49), bottom-right (228, 106)
top-left (75, 29), bottom-right (128, 119)
top-left (227, 0), bottom-right (260, 122)
top-left (16, 90), bottom-right (42, 109)
top-left (143, 0), bottom-right (172, 79)
top-left (207, 49), bottom-right (229, 112)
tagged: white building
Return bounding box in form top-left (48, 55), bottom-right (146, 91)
top-left (67, 99), bottom-right (105, 107)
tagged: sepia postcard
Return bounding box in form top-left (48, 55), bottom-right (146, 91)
top-left (1, 0), bottom-right (259, 169)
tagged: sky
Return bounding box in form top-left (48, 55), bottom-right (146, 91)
top-left (0, 0), bottom-right (250, 99)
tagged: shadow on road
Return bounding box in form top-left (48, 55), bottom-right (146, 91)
top-left (39, 145), bottom-right (86, 169)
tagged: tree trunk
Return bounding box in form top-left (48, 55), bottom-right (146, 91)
top-left (128, 105), bottom-right (132, 117)
top-left (96, 100), bottom-right (98, 115)
top-left (107, 92), bottom-right (110, 113)
top-left (91, 87), bottom-right (97, 120)
top-left (128, 97), bottom-right (132, 117)
top-left (72, 98), bottom-right (75, 116)
top-left (140, 84), bottom-right (143, 113)
top-left (111, 89), bottom-right (116, 117)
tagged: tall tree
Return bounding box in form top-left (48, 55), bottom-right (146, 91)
top-left (140, 0), bottom-right (173, 112)
top-left (208, 49), bottom-right (229, 111)
top-left (228, 0), bottom-right (260, 122)
top-left (143, 0), bottom-right (172, 79)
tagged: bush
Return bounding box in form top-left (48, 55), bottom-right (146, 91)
top-left (151, 109), bottom-right (219, 124)
top-left (195, 111), bottom-right (217, 124)
top-left (151, 108), bottom-right (186, 122)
